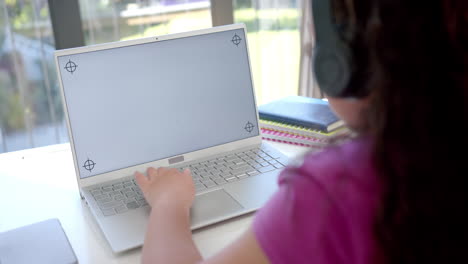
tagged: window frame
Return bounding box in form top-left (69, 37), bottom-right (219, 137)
top-left (48, 0), bottom-right (234, 50)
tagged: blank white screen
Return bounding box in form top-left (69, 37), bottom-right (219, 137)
top-left (58, 28), bottom-right (259, 178)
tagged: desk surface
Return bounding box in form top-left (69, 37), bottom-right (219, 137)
top-left (0, 142), bottom-right (309, 264)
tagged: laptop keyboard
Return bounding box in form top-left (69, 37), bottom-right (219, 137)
top-left (90, 179), bottom-right (146, 216)
top-left (178, 147), bottom-right (285, 193)
top-left (89, 147), bottom-right (285, 217)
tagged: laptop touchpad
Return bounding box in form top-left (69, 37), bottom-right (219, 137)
top-left (190, 189), bottom-right (244, 227)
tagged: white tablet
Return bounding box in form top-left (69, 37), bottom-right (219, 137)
top-left (0, 218), bottom-right (77, 264)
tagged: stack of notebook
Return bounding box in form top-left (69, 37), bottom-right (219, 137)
top-left (258, 96), bottom-right (353, 148)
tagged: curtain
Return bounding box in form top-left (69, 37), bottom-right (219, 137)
top-left (298, 0), bottom-right (322, 98)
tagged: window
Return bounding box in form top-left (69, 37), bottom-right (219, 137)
top-left (0, 0), bottom-right (212, 153)
top-left (0, 0), bottom-right (66, 153)
top-left (233, 0), bottom-right (300, 105)
top-left (79, 0), bottom-right (212, 44)
top-left (0, 0), bottom-right (300, 153)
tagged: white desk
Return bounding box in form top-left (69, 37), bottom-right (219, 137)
top-left (0, 142), bottom-right (309, 263)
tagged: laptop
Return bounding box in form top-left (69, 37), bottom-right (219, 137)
top-left (54, 23), bottom-right (289, 253)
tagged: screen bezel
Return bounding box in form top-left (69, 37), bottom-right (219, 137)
top-left (54, 23), bottom-right (262, 189)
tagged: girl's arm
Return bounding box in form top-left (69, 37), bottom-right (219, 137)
top-left (135, 167), bottom-right (269, 264)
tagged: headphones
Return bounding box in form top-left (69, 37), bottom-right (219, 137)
top-left (311, 0), bottom-right (366, 98)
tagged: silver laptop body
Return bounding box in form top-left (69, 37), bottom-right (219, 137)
top-left (54, 23), bottom-right (289, 253)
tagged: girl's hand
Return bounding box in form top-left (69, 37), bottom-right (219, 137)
top-left (134, 167), bottom-right (195, 211)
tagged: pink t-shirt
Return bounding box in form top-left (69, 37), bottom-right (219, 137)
top-left (253, 138), bottom-right (381, 264)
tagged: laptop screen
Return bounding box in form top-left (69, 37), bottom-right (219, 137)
top-left (57, 27), bottom-right (259, 179)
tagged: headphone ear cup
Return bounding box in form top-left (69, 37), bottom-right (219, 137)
top-left (311, 0), bottom-right (354, 97)
top-left (313, 44), bottom-right (351, 97)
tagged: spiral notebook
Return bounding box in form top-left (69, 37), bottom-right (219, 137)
top-left (260, 128), bottom-right (326, 148)
top-left (259, 119), bottom-right (352, 140)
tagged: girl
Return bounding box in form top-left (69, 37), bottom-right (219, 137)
top-left (134, 0), bottom-right (467, 263)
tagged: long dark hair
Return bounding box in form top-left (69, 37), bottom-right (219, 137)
top-left (350, 0), bottom-right (467, 262)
